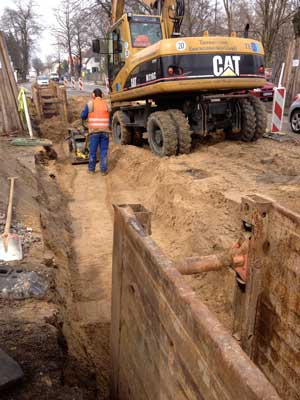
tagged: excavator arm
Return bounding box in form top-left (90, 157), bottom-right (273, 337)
top-left (111, 0), bottom-right (125, 24)
top-left (110, 0), bottom-right (184, 37)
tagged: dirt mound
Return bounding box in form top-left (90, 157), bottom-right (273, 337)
top-left (36, 96), bottom-right (89, 144)
top-left (68, 96), bottom-right (89, 122)
top-left (106, 138), bottom-right (300, 329)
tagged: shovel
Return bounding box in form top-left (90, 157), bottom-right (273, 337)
top-left (0, 177), bottom-right (23, 261)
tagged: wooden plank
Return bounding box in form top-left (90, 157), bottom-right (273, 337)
top-left (111, 205), bottom-right (281, 400)
top-left (0, 32), bottom-right (19, 101)
top-left (111, 205), bottom-right (127, 400)
top-left (0, 69), bottom-right (10, 132)
top-left (233, 195), bottom-right (272, 358)
top-left (0, 31), bottom-right (23, 133)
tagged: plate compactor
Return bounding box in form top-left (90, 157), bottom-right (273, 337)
top-left (66, 124), bottom-right (89, 165)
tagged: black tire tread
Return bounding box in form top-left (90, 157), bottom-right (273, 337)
top-left (168, 109), bottom-right (192, 154)
top-left (147, 111), bottom-right (178, 156)
top-left (112, 111), bottom-right (132, 145)
top-left (240, 99), bottom-right (256, 142)
top-left (291, 108), bottom-right (300, 133)
top-left (249, 96), bottom-right (267, 139)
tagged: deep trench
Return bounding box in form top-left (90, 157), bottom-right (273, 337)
top-left (36, 151), bottom-right (111, 399)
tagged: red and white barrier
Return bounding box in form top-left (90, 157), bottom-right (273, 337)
top-left (105, 77), bottom-right (110, 95)
top-left (79, 77), bottom-right (83, 91)
top-left (271, 87), bottom-right (286, 133)
top-left (64, 77), bottom-right (68, 88)
top-left (71, 76), bottom-right (76, 89)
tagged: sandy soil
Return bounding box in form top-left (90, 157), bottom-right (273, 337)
top-left (2, 94), bottom-right (300, 399)
top-left (41, 129), bottom-right (300, 399)
top-left (0, 142), bottom-right (97, 399)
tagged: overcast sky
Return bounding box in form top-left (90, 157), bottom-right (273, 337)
top-left (0, 0), bottom-right (62, 63)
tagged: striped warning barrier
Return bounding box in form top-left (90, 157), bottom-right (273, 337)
top-left (64, 77), bottom-right (68, 88)
top-left (105, 77), bottom-right (110, 94)
top-left (71, 76), bottom-right (76, 89)
top-left (79, 77), bottom-right (83, 91)
top-left (271, 87), bottom-right (286, 133)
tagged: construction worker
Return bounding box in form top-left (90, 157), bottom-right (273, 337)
top-left (81, 88), bottom-right (110, 175)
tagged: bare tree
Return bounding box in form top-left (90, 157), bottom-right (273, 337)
top-left (53, 0), bottom-right (76, 75)
top-left (255, 0), bottom-right (295, 65)
top-left (32, 57), bottom-right (44, 75)
top-left (0, 0), bottom-right (42, 80)
top-left (223, 0), bottom-right (234, 34)
top-left (3, 32), bottom-right (22, 72)
top-left (183, 0), bottom-right (215, 36)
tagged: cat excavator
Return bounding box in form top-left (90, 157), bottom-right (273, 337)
top-left (93, 0), bottom-right (267, 156)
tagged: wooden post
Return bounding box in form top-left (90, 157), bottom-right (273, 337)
top-left (0, 31), bottom-right (23, 135)
top-left (232, 195), bottom-right (271, 359)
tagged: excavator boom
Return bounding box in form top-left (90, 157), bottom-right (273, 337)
top-left (111, 0), bottom-right (125, 24)
top-left (111, 0), bottom-right (182, 37)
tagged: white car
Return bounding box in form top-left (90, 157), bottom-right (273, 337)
top-left (37, 76), bottom-right (49, 86)
top-left (50, 73), bottom-right (59, 82)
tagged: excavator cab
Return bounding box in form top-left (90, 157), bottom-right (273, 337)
top-left (106, 14), bottom-right (163, 84)
top-left (129, 16), bottom-right (162, 47)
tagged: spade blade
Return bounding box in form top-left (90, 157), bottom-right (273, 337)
top-left (0, 235), bottom-right (23, 262)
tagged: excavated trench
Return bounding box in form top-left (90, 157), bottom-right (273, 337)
top-left (4, 102), bottom-right (300, 399)
top-left (33, 122), bottom-right (300, 398)
top-left (32, 139), bottom-right (242, 399)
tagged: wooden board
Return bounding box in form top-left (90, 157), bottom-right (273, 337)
top-left (0, 31), bottom-right (23, 135)
top-left (111, 204), bottom-right (281, 400)
top-left (236, 196), bottom-right (300, 400)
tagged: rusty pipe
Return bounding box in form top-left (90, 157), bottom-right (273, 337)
top-left (176, 253), bottom-right (232, 275)
top-left (176, 236), bottom-right (249, 277)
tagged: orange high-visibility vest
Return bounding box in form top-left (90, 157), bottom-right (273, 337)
top-left (87, 97), bottom-right (110, 133)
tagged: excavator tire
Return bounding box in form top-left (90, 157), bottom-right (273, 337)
top-left (112, 111), bottom-right (132, 145)
top-left (168, 109), bottom-right (192, 154)
top-left (240, 99), bottom-right (256, 142)
top-left (249, 96), bottom-right (267, 140)
top-left (147, 111), bottom-right (178, 156)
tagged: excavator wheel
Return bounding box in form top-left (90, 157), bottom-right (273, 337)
top-left (249, 96), bottom-right (267, 140)
top-left (112, 111), bottom-right (132, 145)
top-left (168, 109), bottom-right (192, 154)
top-left (239, 99), bottom-right (256, 142)
top-left (147, 111), bottom-right (178, 156)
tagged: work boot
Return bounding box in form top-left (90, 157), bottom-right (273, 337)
top-left (88, 170), bottom-right (95, 174)
top-left (101, 170), bottom-right (108, 176)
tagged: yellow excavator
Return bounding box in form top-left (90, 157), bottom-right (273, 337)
top-left (93, 0), bottom-right (266, 156)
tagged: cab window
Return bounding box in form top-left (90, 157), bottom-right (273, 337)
top-left (130, 21), bottom-right (162, 48)
top-left (108, 27), bottom-right (125, 81)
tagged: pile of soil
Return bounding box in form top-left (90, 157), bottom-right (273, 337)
top-left (35, 96), bottom-right (89, 144)
top-left (106, 138), bottom-right (300, 329)
top-left (0, 142), bottom-right (97, 399)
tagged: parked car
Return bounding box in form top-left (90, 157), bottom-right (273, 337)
top-left (288, 94), bottom-right (300, 133)
top-left (37, 75), bottom-right (49, 86)
top-left (250, 81), bottom-right (274, 101)
top-left (49, 73), bottom-right (59, 83)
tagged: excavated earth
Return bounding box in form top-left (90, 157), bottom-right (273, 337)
top-left (1, 96), bottom-right (300, 399)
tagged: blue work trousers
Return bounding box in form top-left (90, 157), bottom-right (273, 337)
top-left (88, 132), bottom-right (109, 172)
